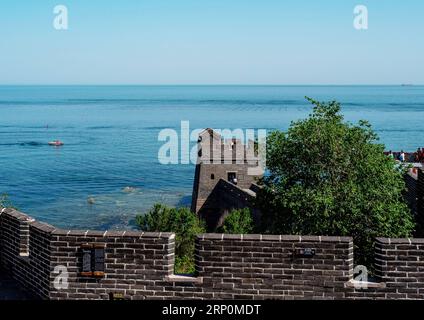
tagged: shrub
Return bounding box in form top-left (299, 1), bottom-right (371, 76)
top-left (135, 204), bottom-right (205, 274)
top-left (218, 208), bottom-right (254, 234)
top-left (0, 193), bottom-right (15, 209)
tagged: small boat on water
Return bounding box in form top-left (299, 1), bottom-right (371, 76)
top-left (48, 140), bottom-right (64, 146)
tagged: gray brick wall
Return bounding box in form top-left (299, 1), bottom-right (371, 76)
top-left (418, 169), bottom-right (424, 229)
top-left (405, 168), bottom-right (424, 236)
top-left (195, 234), bottom-right (353, 300)
top-left (0, 208), bottom-right (52, 299)
top-left (2, 208), bottom-right (424, 300)
top-left (405, 172), bottom-right (418, 216)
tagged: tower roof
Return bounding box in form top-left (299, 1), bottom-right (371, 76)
top-left (198, 128), bottom-right (222, 141)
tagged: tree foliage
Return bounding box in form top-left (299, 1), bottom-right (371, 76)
top-left (0, 193), bottom-right (15, 209)
top-left (218, 208), bottom-right (254, 234)
top-left (135, 204), bottom-right (205, 274)
top-left (256, 97), bottom-right (414, 266)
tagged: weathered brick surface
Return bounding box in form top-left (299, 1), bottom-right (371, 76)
top-left (195, 234), bottom-right (353, 300)
top-left (405, 173), bottom-right (418, 216)
top-left (405, 168), bottom-right (424, 236)
top-left (418, 169), bottom-right (424, 231)
top-left (1, 208), bottom-right (424, 300)
top-left (48, 229), bottom-right (175, 300)
top-left (0, 208), bottom-right (53, 299)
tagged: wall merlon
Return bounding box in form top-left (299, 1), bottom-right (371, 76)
top-left (30, 221), bottom-right (56, 233)
top-left (388, 238), bottom-right (413, 244)
top-left (66, 230), bottom-right (90, 236)
top-left (280, 235), bottom-right (302, 242)
top-left (242, 234), bottom-right (262, 241)
top-left (51, 229), bottom-right (71, 236)
top-left (2, 209), bottom-right (424, 300)
top-left (198, 233), bottom-right (224, 240)
top-left (2, 208), bottom-right (33, 221)
top-left (84, 230), bottom-right (106, 237)
top-left (104, 230), bottom-right (126, 237)
top-left (261, 234), bottom-right (281, 241)
top-left (222, 234), bottom-right (242, 240)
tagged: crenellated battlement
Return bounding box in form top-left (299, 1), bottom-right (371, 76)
top-left (2, 208), bottom-right (424, 300)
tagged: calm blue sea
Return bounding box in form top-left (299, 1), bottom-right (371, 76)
top-left (1, 85), bottom-right (423, 230)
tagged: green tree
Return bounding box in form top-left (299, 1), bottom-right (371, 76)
top-left (218, 208), bottom-right (254, 234)
top-left (0, 193), bottom-right (15, 209)
top-left (256, 97), bottom-right (414, 267)
top-left (135, 204), bottom-right (205, 274)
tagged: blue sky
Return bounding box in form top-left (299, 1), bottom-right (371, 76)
top-left (0, 0), bottom-right (423, 85)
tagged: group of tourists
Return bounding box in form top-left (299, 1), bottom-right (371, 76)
top-left (387, 148), bottom-right (424, 163)
top-left (415, 148), bottom-right (424, 162)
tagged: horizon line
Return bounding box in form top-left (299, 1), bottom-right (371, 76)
top-left (0, 84), bottom-right (422, 87)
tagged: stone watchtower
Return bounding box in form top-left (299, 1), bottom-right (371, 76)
top-left (191, 129), bottom-right (263, 230)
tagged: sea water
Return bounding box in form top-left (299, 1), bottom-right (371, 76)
top-left (0, 85), bottom-right (423, 229)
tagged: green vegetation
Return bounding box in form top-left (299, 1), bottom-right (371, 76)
top-left (139, 97), bottom-right (415, 271)
top-left (218, 208), bottom-right (254, 234)
top-left (256, 97), bottom-right (414, 267)
top-left (135, 204), bottom-right (205, 274)
top-left (136, 205), bottom-right (257, 273)
top-left (0, 193), bottom-right (15, 209)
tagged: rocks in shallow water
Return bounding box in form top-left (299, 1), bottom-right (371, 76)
top-left (115, 200), bottom-right (125, 207)
top-left (122, 186), bottom-right (137, 193)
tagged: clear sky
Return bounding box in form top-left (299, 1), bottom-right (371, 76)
top-left (0, 0), bottom-right (423, 85)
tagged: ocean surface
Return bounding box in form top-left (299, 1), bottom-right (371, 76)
top-left (1, 85), bottom-right (423, 230)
